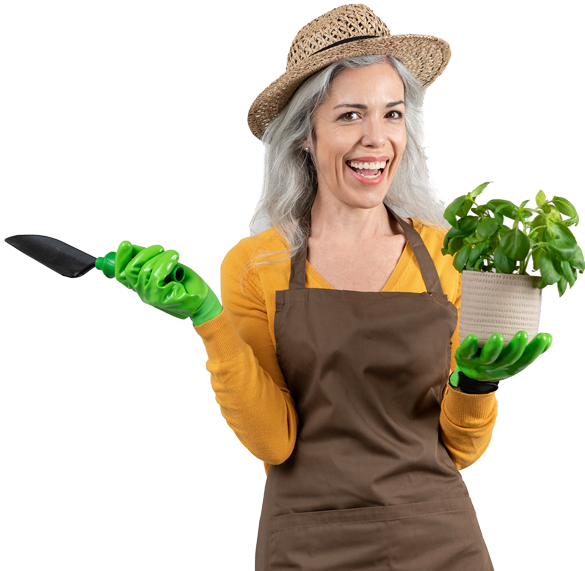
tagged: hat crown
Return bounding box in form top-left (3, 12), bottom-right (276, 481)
top-left (248, 4), bottom-right (451, 140)
top-left (286, 4), bottom-right (390, 72)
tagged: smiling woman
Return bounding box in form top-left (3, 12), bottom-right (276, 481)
top-left (94, 4), bottom-right (503, 569)
top-left (186, 5), bottom-right (502, 571)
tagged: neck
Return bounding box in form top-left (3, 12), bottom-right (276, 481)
top-left (309, 193), bottom-right (405, 244)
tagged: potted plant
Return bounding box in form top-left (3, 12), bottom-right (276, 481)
top-left (441, 182), bottom-right (583, 346)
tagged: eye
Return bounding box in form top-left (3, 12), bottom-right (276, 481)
top-left (339, 111), bottom-right (359, 121)
top-left (339, 109), bottom-right (403, 123)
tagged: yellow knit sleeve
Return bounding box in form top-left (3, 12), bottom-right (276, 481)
top-left (439, 262), bottom-right (498, 470)
top-left (193, 238), bottom-right (298, 472)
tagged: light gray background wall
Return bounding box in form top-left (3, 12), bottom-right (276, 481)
top-left (1, 1), bottom-right (583, 569)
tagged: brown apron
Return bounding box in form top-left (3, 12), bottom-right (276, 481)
top-left (255, 204), bottom-right (493, 571)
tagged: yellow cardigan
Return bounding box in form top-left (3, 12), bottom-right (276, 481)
top-left (194, 219), bottom-right (497, 476)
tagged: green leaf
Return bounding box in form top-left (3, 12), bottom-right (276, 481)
top-left (519, 199), bottom-right (530, 210)
top-left (560, 260), bottom-right (576, 287)
top-left (494, 246), bottom-right (517, 273)
top-left (549, 208), bottom-right (562, 224)
top-left (445, 226), bottom-right (467, 239)
top-left (501, 206), bottom-right (519, 219)
top-left (485, 199), bottom-right (510, 211)
top-left (471, 205), bottom-right (488, 216)
top-left (456, 197), bottom-right (475, 219)
top-left (539, 250), bottom-right (562, 284)
top-left (562, 213), bottom-right (580, 227)
top-left (441, 247), bottom-right (449, 256)
top-left (557, 276), bottom-right (568, 297)
top-left (485, 199), bottom-right (518, 220)
top-left (551, 196), bottom-right (577, 218)
top-left (444, 196), bottom-right (467, 227)
top-left (552, 196), bottom-right (580, 226)
top-left (458, 215), bottom-right (479, 236)
top-left (544, 222), bottom-right (578, 261)
top-left (500, 227), bottom-right (531, 261)
top-left (469, 242), bottom-right (491, 266)
top-left (551, 253), bottom-right (564, 276)
top-left (470, 181), bottom-right (492, 201)
top-left (447, 236), bottom-right (464, 255)
top-left (477, 217), bottom-right (499, 239)
top-left (528, 214), bottom-right (547, 238)
top-left (570, 245), bottom-right (584, 271)
top-left (453, 243), bottom-right (472, 272)
top-left (532, 248), bottom-right (541, 271)
top-left (535, 190), bottom-right (547, 207)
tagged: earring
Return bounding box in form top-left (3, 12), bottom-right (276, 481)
top-left (305, 146), bottom-right (309, 152)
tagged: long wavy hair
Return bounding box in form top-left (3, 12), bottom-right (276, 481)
top-left (243, 54), bottom-right (449, 281)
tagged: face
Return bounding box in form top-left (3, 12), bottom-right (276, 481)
top-left (309, 62), bottom-right (407, 211)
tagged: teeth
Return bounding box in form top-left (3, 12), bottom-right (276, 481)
top-left (348, 160), bottom-right (387, 170)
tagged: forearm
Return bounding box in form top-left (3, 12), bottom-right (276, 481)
top-left (194, 308), bottom-right (298, 465)
top-left (439, 378), bottom-right (498, 470)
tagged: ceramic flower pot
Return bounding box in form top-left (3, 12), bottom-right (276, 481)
top-left (459, 270), bottom-right (543, 347)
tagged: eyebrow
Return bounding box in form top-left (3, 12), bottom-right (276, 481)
top-left (333, 101), bottom-right (405, 109)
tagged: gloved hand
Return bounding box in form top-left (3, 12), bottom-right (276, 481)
top-left (114, 241), bottom-right (223, 326)
top-left (449, 331), bottom-right (553, 388)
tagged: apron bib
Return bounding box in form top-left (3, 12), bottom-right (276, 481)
top-left (255, 204), bottom-right (493, 571)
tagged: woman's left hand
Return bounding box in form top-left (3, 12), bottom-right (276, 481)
top-left (452, 331), bottom-right (553, 385)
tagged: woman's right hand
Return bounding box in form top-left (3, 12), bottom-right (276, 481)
top-left (114, 240), bottom-right (223, 326)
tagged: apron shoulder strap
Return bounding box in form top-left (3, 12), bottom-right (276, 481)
top-left (386, 204), bottom-right (447, 297)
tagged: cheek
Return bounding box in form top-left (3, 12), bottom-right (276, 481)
top-left (400, 129), bottom-right (406, 147)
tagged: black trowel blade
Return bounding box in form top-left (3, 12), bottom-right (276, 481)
top-left (5, 235), bottom-right (97, 278)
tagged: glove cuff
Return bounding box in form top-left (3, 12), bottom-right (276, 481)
top-left (450, 370), bottom-right (500, 394)
top-left (190, 289), bottom-right (223, 327)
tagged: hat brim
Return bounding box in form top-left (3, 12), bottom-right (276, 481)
top-left (247, 34), bottom-right (451, 141)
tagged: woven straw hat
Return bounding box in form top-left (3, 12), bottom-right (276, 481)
top-left (248, 3), bottom-right (451, 140)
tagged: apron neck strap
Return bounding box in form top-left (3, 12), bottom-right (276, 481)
top-left (289, 203), bottom-right (446, 296)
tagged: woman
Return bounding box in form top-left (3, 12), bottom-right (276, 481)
top-left (114, 5), bottom-right (551, 570)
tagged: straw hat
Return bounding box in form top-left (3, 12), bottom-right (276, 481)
top-left (247, 3), bottom-right (451, 140)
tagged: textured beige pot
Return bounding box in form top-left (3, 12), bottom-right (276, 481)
top-left (459, 270), bottom-right (543, 347)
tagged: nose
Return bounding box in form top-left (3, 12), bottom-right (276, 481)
top-left (360, 116), bottom-right (386, 149)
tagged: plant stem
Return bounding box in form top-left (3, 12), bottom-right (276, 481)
top-left (521, 243), bottom-right (546, 274)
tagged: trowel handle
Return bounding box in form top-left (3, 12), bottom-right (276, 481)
top-left (95, 252), bottom-right (185, 284)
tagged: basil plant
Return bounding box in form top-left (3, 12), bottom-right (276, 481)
top-left (441, 182), bottom-right (583, 297)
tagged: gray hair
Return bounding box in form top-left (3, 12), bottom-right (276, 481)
top-left (244, 54), bottom-right (449, 278)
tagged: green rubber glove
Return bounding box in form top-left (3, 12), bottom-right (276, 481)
top-left (114, 241), bottom-right (223, 326)
top-left (450, 331), bottom-right (553, 387)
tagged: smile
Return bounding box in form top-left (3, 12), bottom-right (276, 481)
top-left (345, 160), bottom-right (390, 185)
top-left (346, 159), bottom-right (389, 182)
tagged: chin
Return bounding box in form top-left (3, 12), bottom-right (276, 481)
top-left (345, 189), bottom-right (388, 209)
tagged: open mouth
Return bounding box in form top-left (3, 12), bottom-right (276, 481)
top-left (345, 161), bottom-right (390, 178)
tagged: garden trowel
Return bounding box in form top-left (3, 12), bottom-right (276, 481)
top-left (5, 235), bottom-right (185, 282)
